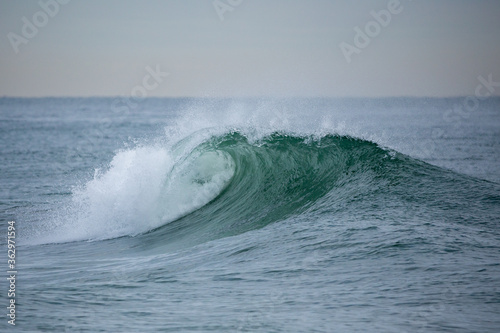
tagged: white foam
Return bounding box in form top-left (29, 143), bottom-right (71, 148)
top-left (29, 98), bottom-right (378, 244)
top-left (33, 141), bottom-right (234, 244)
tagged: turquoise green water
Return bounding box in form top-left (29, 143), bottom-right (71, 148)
top-left (1, 97), bottom-right (500, 332)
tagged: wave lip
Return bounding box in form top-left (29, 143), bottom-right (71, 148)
top-left (159, 149), bottom-right (235, 224)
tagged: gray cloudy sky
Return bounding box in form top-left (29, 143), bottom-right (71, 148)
top-left (0, 0), bottom-right (499, 97)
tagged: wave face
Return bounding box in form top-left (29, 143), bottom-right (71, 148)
top-left (32, 127), bottom-right (494, 246)
top-left (7, 98), bottom-right (500, 333)
top-left (29, 130), bottom-right (385, 243)
top-left (174, 132), bottom-right (391, 243)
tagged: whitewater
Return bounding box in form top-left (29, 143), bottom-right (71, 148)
top-left (1, 97), bottom-right (499, 332)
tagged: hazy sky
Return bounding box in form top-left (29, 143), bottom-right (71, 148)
top-left (1, 0), bottom-right (499, 97)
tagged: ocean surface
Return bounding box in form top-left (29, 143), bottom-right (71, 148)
top-left (1, 97), bottom-right (499, 332)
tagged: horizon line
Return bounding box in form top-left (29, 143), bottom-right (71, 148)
top-left (2, 95), bottom-right (500, 100)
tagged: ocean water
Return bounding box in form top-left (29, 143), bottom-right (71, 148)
top-left (1, 97), bottom-right (499, 332)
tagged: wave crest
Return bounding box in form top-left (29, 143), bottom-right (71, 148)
top-left (28, 129), bottom-right (401, 245)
